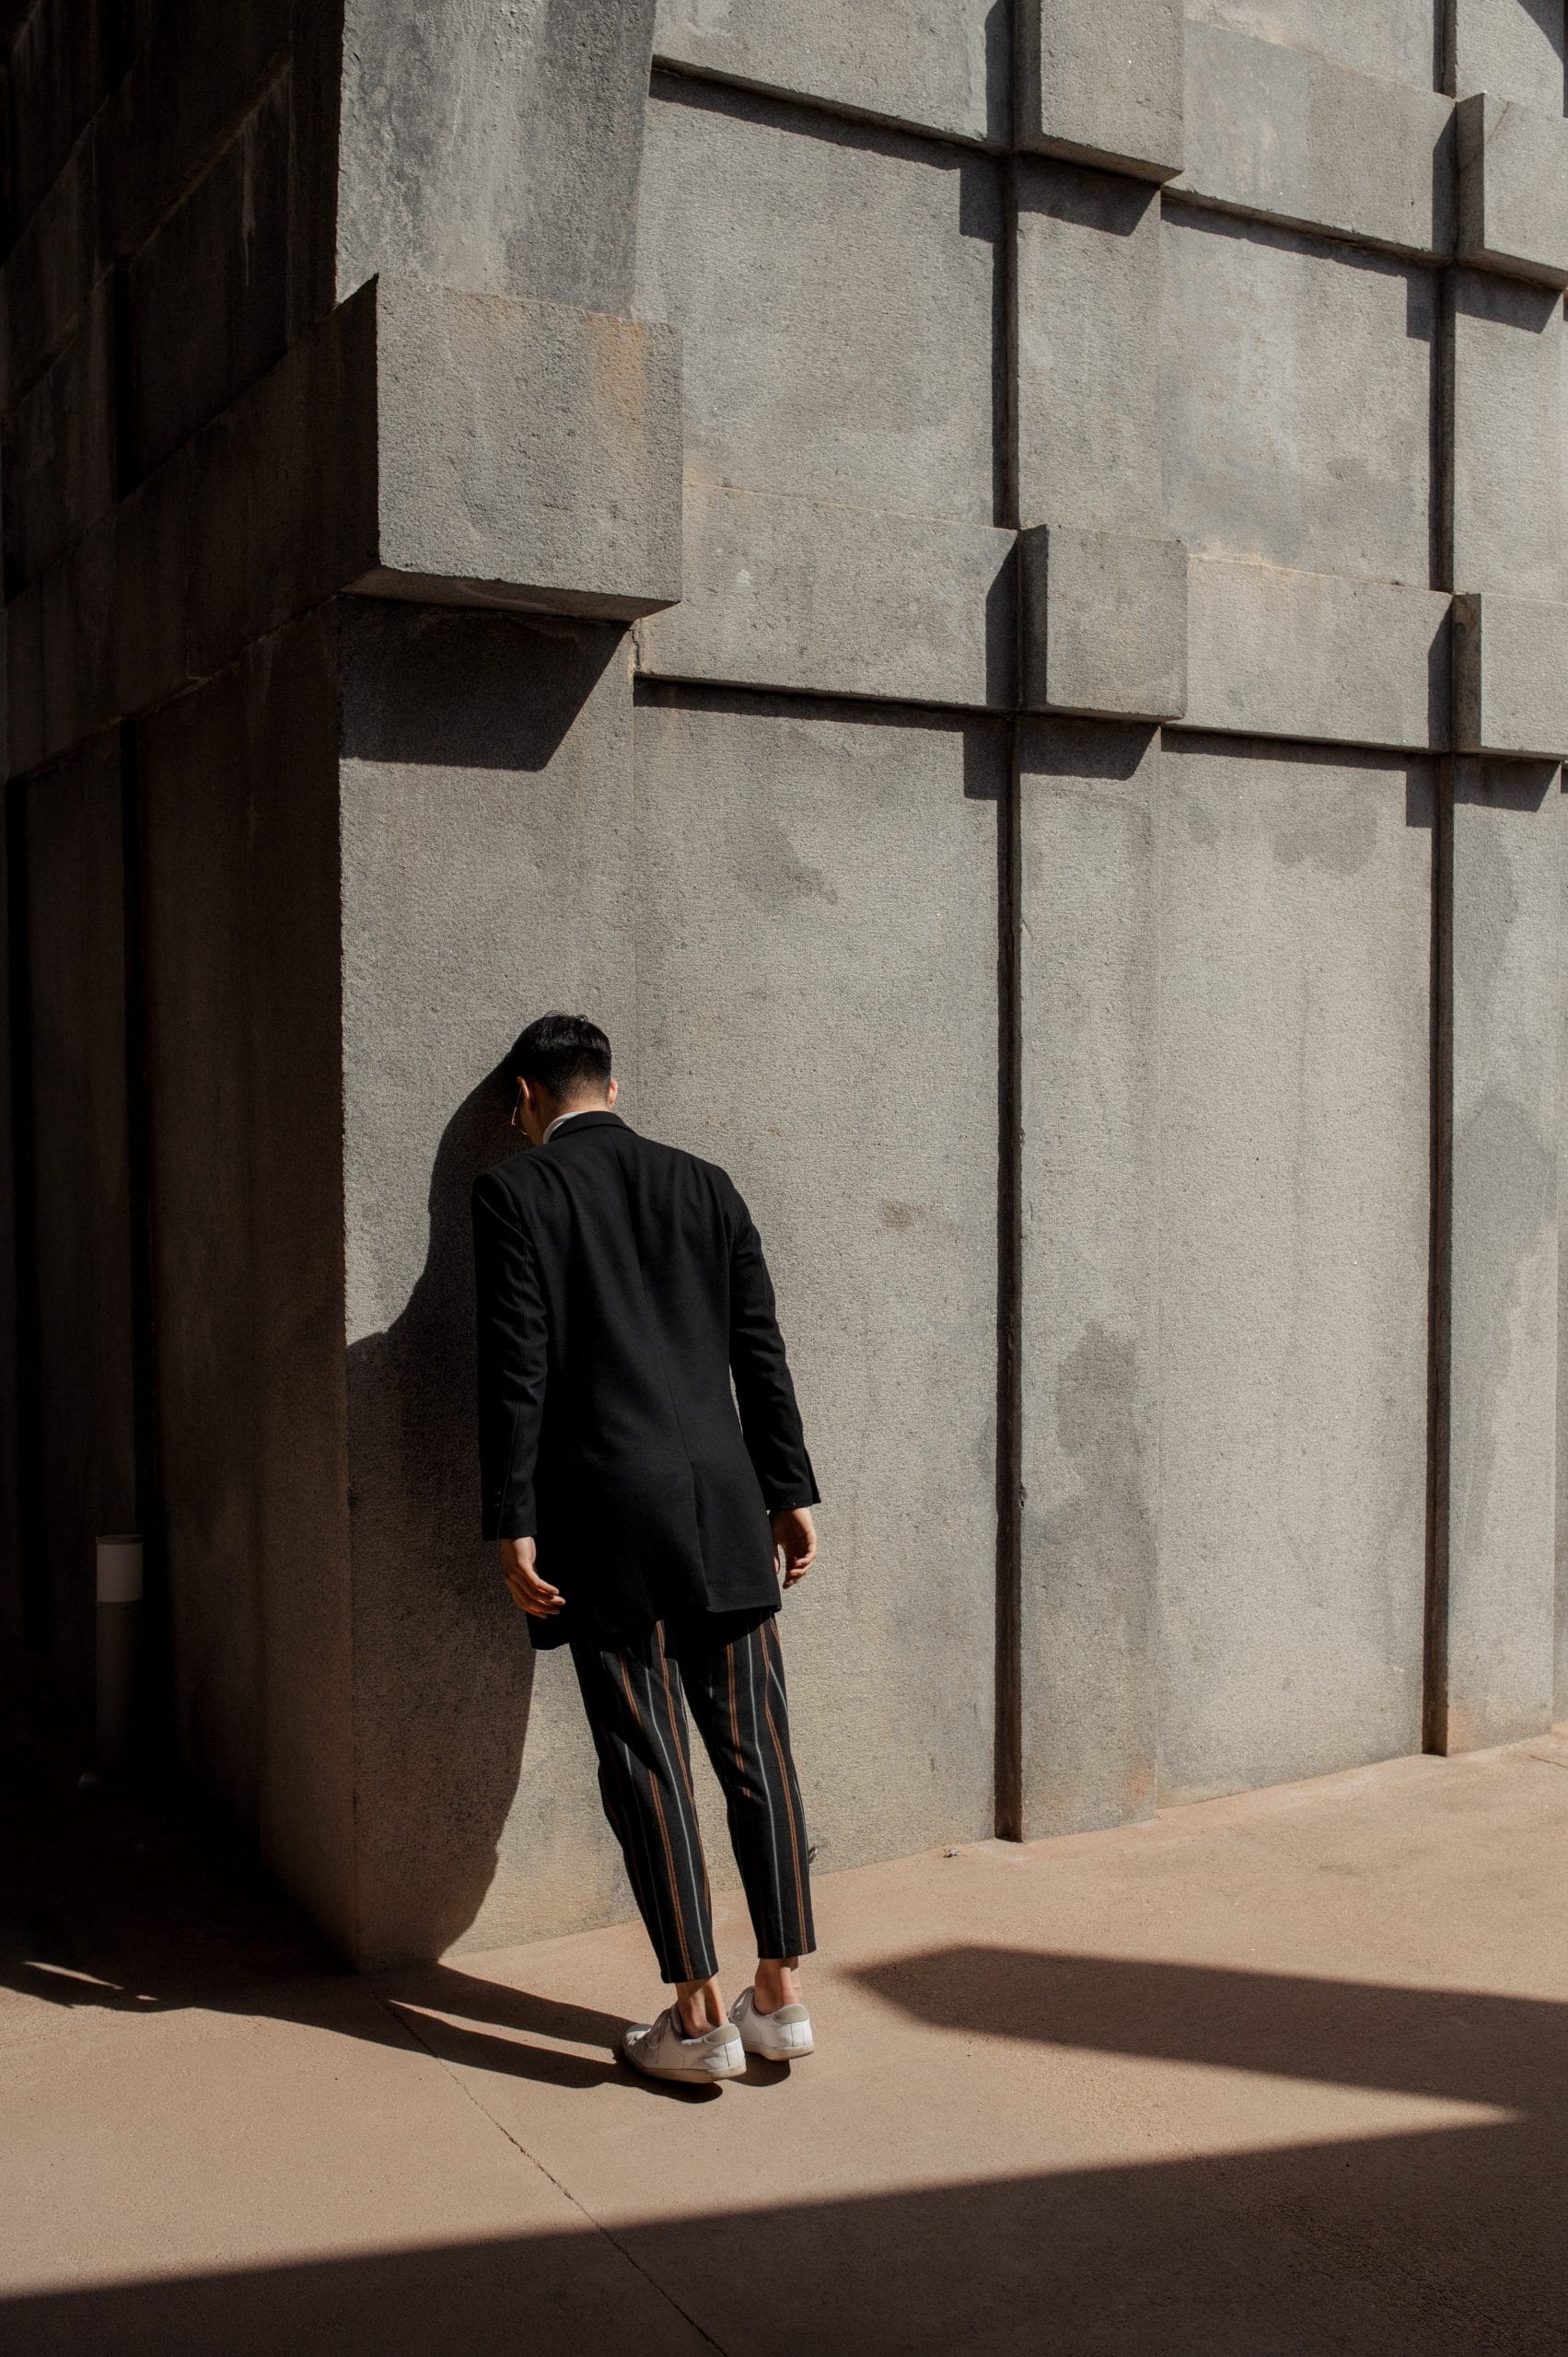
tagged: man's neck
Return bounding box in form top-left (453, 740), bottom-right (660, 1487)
top-left (541, 1099), bottom-right (612, 1143)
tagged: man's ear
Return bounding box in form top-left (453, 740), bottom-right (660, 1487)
top-left (607, 1074), bottom-right (619, 1107)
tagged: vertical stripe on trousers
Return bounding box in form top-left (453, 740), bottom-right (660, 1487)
top-left (569, 1608), bottom-right (816, 1985)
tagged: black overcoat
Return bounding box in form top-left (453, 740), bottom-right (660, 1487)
top-left (470, 1110), bottom-right (819, 1649)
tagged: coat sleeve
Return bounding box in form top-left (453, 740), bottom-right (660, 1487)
top-left (725, 1179), bottom-right (819, 1513)
top-left (471, 1167), bottom-right (549, 1542)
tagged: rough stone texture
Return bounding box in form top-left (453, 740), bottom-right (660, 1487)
top-left (632, 688), bottom-right (1001, 1881)
top-left (1018, 720), bottom-right (1159, 1838)
top-left (1185, 559), bottom-right (1450, 749)
top-left (1021, 527), bottom-right (1188, 719)
top-left (337, 603), bottom-right (639, 1966)
top-left (1156, 737), bottom-right (1433, 1801)
top-left (1454, 593), bottom-right (1568, 759)
top-left (15, 733), bottom-right (136, 1699)
top-left (364, 278), bottom-right (683, 620)
top-left (1177, 19), bottom-right (1454, 258)
top-left (1440, 764), bottom-right (1562, 1751)
top-left (138, 613), bottom-right (354, 1945)
top-left (336, 0), bottom-right (660, 312)
top-left (1183, 0), bottom-right (1442, 91)
top-left (1161, 208), bottom-right (1436, 585)
top-left (1450, 0), bottom-right (1566, 110)
top-left (652, 0), bottom-right (1009, 145)
top-left (1450, 273), bottom-right (1567, 603)
top-left (1016, 162), bottom-right (1162, 534)
top-left (636, 482), bottom-right (1014, 706)
top-left (1457, 93), bottom-right (1568, 288)
top-left (635, 78), bottom-right (1001, 526)
top-left (1016, 0), bottom-right (1185, 179)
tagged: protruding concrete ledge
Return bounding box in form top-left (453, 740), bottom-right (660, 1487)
top-left (1457, 93), bottom-right (1568, 289)
top-left (358, 278), bottom-right (682, 621)
top-left (1015, 0), bottom-right (1183, 181)
top-left (635, 481), bottom-right (1015, 708)
top-left (1176, 21), bottom-right (1453, 261)
top-left (1020, 527), bottom-right (1188, 721)
top-left (1454, 593), bottom-right (1568, 759)
top-left (1184, 559), bottom-right (1449, 750)
top-left (6, 276), bottom-right (682, 775)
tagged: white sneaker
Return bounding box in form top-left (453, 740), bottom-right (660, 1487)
top-left (731, 1985), bottom-right (815, 2060)
top-left (621, 2006), bottom-right (746, 2084)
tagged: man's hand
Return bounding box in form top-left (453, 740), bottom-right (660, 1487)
top-left (772, 1506), bottom-right (817, 1588)
top-left (500, 1536), bottom-right (564, 1620)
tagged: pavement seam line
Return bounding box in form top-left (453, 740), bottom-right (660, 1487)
top-left (374, 1994), bottom-right (731, 2357)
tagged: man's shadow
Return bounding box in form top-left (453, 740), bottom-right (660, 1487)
top-left (343, 1064), bottom-right (537, 1966)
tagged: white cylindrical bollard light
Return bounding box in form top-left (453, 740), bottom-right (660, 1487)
top-left (96, 1536), bottom-right (144, 1776)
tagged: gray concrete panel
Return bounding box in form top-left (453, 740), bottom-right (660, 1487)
top-left (1457, 93), bottom-right (1568, 287)
top-left (365, 279), bottom-right (683, 621)
top-left (1018, 720), bottom-right (1159, 1837)
top-left (1451, 273), bottom-right (1567, 603)
top-left (1021, 527), bottom-right (1189, 721)
top-left (1440, 763), bottom-right (1562, 1750)
top-left (1184, 0), bottom-right (1442, 90)
top-left (635, 481), bottom-right (1014, 706)
top-left (1177, 20), bottom-right (1453, 258)
top-left (1185, 559), bottom-right (1450, 749)
top-left (20, 734), bottom-right (136, 1699)
top-left (336, 0), bottom-right (659, 314)
top-left (1156, 737), bottom-right (1433, 1801)
top-left (1016, 163), bottom-right (1162, 535)
top-left (1162, 209), bottom-right (1436, 586)
top-left (632, 689), bottom-right (1001, 1877)
top-left (652, 0), bottom-right (1008, 145)
top-left (337, 602), bottom-right (639, 1966)
top-left (1016, 0), bottom-right (1185, 180)
top-left (1450, 0), bottom-right (1566, 110)
top-left (1454, 593), bottom-right (1568, 757)
top-left (634, 79), bottom-right (1001, 525)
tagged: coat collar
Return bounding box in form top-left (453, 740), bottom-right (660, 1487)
top-left (542, 1109), bottom-right (627, 1144)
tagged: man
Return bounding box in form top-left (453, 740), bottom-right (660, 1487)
top-left (471, 1011), bottom-right (821, 2084)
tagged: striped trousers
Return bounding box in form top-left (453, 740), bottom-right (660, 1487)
top-left (569, 1607), bottom-right (816, 1986)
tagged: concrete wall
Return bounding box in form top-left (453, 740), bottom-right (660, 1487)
top-left (4, 0), bottom-right (1568, 1966)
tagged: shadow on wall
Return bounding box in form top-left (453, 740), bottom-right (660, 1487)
top-left (343, 1061), bottom-right (531, 1964)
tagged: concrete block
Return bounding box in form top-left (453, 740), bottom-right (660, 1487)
top-left (1450, 0), bottom-right (1567, 110)
top-left (7, 0), bottom-right (115, 229)
top-left (1185, 0), bottom-right (1441, 91)
top-left (1457, 92), bottom-right (1568, 286)
top-left (1177, 20), bottom-right (1454, 258)
top-left (1450, 272), bottom-right (1566, 601)
top-left (652, 0), bottom-right (1007, 145)
top-left (111, 460), bottom-right (194, 720)
top-left (362, 278), bottom-right (683, 621)
top-left (39, 514), bottom-right (116, 763)
top-left (1018, 719), bottom-right (1159, 1837)
top-left (633, 687), bottom-right (1001, 1882)
top-left (337, 0), bottom-right (659, 316)
top-left (337, 601), bottom-right (639, 1964)
top-left (1186, 559), bottom-right (1449, 749)
top-left (0, 138), bottom-right (100, 404)
top-left (1016, 0), bottom-right (1184, 179)
top-left (1161, 208), bottom-right (1435, 586)
top-left (635, 480), bottom-right (1015, 707)
top-left (17, 733), bottom-right (137, 1696)
top-left (5, 583), bottom-right (45, 779)
top-left (1453, 594), bottom-right (1568, 759)
top-left (1016, 162), bottom-right (1162, 534)
top-left (5, 273), bottom-right (116, 587)
top-left (1156, 736), bottom-right (1433, 1799)
top-left (1021, 527), bottom-right (1188, 721)
top-left (635, 78), bottom-right (1000, 525)
top-left (126, 73), bottom-right (294, 481)
top-left (1439, 763), bottom-right (1562, 1750)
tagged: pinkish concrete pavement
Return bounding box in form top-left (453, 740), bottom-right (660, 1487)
top-left (3, 1734), bottom-right (1567, 2354)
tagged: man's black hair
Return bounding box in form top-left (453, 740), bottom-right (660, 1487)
top-left (508, 1011), bottom-right (612, 1102)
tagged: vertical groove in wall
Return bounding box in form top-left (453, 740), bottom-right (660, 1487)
top-left (1424, 758), bottom-right (1454, 1754)
top-left (4, 781), bottom-right (44, 1648)
top-left (993, 133), bottom-right (1025, 1840)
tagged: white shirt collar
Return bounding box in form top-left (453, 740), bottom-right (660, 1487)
top-left (541, 1107), bottom-right (607, 1144)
